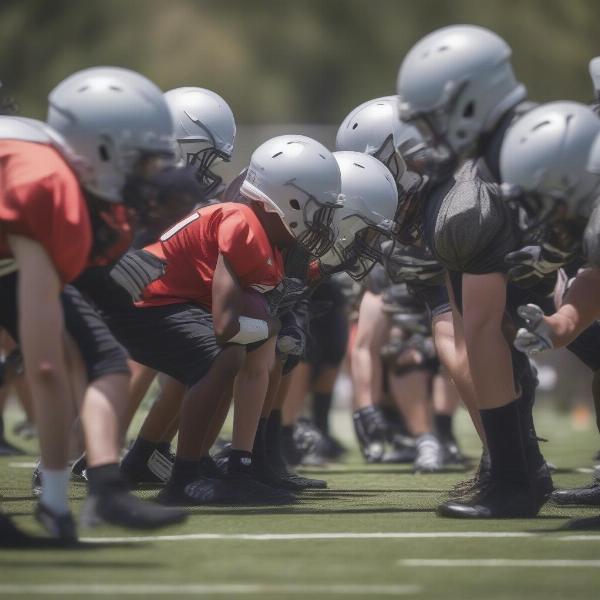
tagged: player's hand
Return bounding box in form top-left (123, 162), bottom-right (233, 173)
top-left (514, 304), bottom-right (554, 354)
top-left (505, 243), bottom-right (572, 288)
top-left (276, 322), bottom-right (305, 356)
top-left (382, 241), bottom-right (445, 285)
top-left (265, 277), bottom-right (309, 316)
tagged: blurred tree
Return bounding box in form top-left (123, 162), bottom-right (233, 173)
top-left (0, 0), bottom-right (599, 123)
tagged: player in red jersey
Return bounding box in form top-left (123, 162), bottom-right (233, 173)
top-left (91, 134), bottom-right (342, 505)
top-left (0, 67), bottom-right (188, 544)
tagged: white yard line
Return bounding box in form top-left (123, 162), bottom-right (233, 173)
top-left (560, 535), bottom-right (600, 541)
top-left (0, 583), bottom-right (421, 596)
top-left (7, 461), bottom-right (38, 468)
top-left (81, 531), bottom-right (536, 544)
top-left (399, 559), bottom-right (600, 568)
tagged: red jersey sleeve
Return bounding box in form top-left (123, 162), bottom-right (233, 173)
top-left (0, 143), bottom-right (92, 284)
top-left (216, 206), bottom-right (283, 292)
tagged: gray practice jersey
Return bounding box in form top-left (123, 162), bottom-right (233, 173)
top-left (423, 159), bottom-right (519, 274)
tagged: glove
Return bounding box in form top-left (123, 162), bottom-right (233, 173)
top-left (505, 243), bottom-right (572, 289)
top-left (514, 304), bottom-right (554, 354)
top-left (382, 241), bottom-right (445, 286)
top-left (264, 277), bottom-right (309, 316)
top-left (276, 311), bottom-right (307, 357)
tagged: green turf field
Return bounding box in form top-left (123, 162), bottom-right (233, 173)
top-left (1, 406), bottom-right (600, 600)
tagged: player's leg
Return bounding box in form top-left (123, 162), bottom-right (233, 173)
top-left (388, 363), bottom-right (442, 473)
top-left (351, 290), bottom-right (391, 462)
top-left (439, 272), bottom-right (536, 518)
top-left (122, 374), bottom-right (185, 485)
top-left (60, 285), bottom-right (187, 530)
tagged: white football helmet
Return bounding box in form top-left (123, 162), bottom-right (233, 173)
top-left (47, 66), bottom-right (175, 203)
top-left (164, 87), bottom-right (236, 197)
top-left (397, 25), bottom-right (526, 162)
top-left (240, 135), bottom-right (343, 257)
top-left (500, 101), bottom-right (600, 224)
top-left (321, 151), bottom-right (398, 279)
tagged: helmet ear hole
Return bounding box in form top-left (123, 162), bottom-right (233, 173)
top-left (289, 221), bottom-right (298, 229)
top-left (289, 199), bottom-right (300, 210)
top-left (463, 102), bottom-right (475, 119)
top-left (99, 145), bottom-right (110, 162)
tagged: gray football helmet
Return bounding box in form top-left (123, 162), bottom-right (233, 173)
top-left (47, 66), bottom-right (175, 203)
top-left (500, 101), bottom-right (600, 225)
top-left (336, 95), bottom-right (442, 243)
top-left (320, 151), bottom-right (398, 280)
top-left (240, 135), bottom-right (343, 257)
top-left (164, 87), bottom-right (236, 198)
top-left (590, 57), bottom-right (600, 102)
top-left (397, 25), bottom-right (525, 162)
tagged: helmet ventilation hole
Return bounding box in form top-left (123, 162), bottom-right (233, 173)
top-left (463, 102), bottom-right (475, 118)
top-left (319, 154), bottom-right (327, 160)
top-left (272, 151), bottom-right (283, 158)
top-left (352, 122), bottom-right (358, 130)
top-left (289, 199), bottom-right (300, 210)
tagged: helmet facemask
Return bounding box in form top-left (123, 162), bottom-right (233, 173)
top-left (182, 140), bottom-right (230, 198)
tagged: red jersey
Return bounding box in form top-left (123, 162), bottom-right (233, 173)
top-left (0, 140), bottom-right (92, 284)
top-left (138, 203), bottom-right (284, 310)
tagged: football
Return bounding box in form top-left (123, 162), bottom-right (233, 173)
top-left (241, 288), bottom-right (272, 319)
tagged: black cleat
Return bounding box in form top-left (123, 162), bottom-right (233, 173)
top-left (157, 474), bottom-right (297, 506)
top-left (448, 450), bottom-right (491, 500)
top-left (80, 489), bottom-right (187, 530)
top-left (534, 462), bottom-right (554, 505)
top-left (34, 502), bottom-right (78, 543)
top-left (0, 512), bottom-right (71, 548)
top-left (438, 480), bottom-right (538, 519)
top-left (251, 453), bottom-right (309, 492)
top-left (562, 515), bottom-right (600, 531)
top-left (0, 436), bottom-right (26, 456)
top-left (551, 479), bottom-right (600, 507)
top-left (353, 407), bottom-right (390, 463)
top-left (121, 446), bottom-right (173, 486)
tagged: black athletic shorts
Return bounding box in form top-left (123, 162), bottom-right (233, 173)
top-left (305, 280), bottom-right (349, 369)
top-left (103, 302), bottom-right (224, 386)
top-left (408, 283), bottom-right (451, 318)
top-left (0, 272), bottom-right (129, 382)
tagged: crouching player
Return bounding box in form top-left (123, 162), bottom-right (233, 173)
top-left (0, 67), bottom-right (188, 544)
top-left (94, 135), bottom-right (343, 505)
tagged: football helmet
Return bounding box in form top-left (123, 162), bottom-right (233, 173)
top-left (240, 135), bottom-right (343, 257)
top-left (320, 151), bottom-right (398, 280)
top-left (397, 25), bottom-right (525, 162)
top-left (336, 96), bottom-right (439, 242)
top-left (47, 66), bottom-right (175, 203)
top-left (164, 87), bottom-right (236, 198)
top-left (500, 101), bottom-right (600, 225)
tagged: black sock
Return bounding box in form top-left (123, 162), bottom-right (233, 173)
top-left (479, 401), bottom-right (529, 485)
top-left (252, 418), bottom-right (268, 464)
top-left (227, 450), bottom-right (253, 475)
top-left (156, 441), bottom-right (172, 457)
top-left (313, 392), bottom-right (332, 435)
top-left (434, 414), bottom-right (454, 442)
top-left (266, 410), bottom-right (286, 469)
top-left (171, 458), bottom-right (202, 486)
top-left (87, 463), bottom-right (123, 495)
top-left (129, 437), bottom-right (159, 463)
top-left (516, 365), bottom-right (545, 471)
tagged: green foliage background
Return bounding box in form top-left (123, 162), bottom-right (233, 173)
top-left (1, 0), bottom-right (599, 123)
